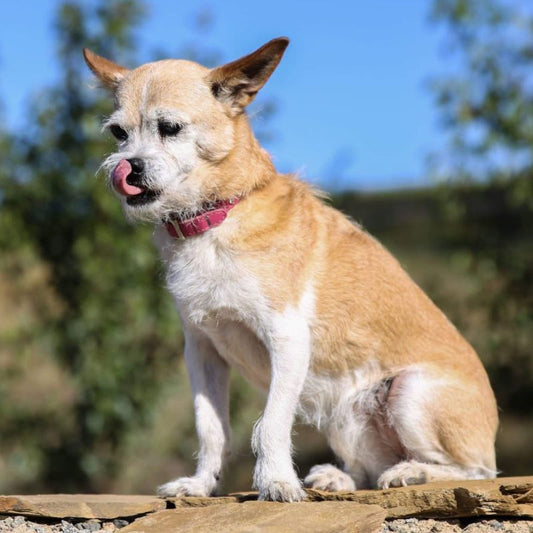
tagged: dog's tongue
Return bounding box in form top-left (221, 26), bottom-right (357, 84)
top-left (112, 159), bottom-right (144, 196)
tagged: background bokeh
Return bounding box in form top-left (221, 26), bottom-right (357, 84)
top-left (0, 0), bottom-right (531, 494)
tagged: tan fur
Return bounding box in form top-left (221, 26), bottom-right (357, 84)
top-left (84, 38), bottom-right (498, 497)
top-left (83, 48), bottom-right (129, 89)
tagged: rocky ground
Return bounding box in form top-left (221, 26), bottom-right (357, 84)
top-left (1, 514), bottom-right (532, 533)
top-left (381, 518), bottom-right (533, 533)
top-left (0, 516), bottom-right (124, 532)
top-left (0, 476), bottom-right (531, 532)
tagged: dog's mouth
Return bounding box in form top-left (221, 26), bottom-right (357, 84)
top-left (112, 159), bottom-right (160, 206)
top-left (125, 189), bottom-right (160, 206)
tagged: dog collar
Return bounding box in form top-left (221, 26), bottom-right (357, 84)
top-left (164, 198), bottom-right (240, 239)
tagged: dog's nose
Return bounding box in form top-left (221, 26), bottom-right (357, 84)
top-left (127, 158), bottom-right (144, 175)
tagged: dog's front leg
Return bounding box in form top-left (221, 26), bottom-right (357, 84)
top-left (252, 316), bottom-right (311, 502)
top-left (158, 328), bottom-right (230, 498)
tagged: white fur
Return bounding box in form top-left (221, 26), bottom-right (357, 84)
top-left (300, 364), bottom-right (496, 490)
top-left (304, 464), bottom-right (356, 491)
top-left (158, 327), bottom-right (230, 497)
top-left (155, 227), bottom-right (315, 500)
top-left (298, 361), bottom-right (398, 489)
top-left (377, 461), bottom-right (492, 489)
top-left (251, 288), bottom-right (314, 501)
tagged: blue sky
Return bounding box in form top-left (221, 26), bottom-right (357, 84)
top-left (1, 0), bottom-right (454, 190)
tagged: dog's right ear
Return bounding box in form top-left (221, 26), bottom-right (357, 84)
top-left (208, 37), bottom-right (289, 114)
top-left (83, 48), bottom-right (129, 90)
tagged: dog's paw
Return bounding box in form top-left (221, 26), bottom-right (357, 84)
top-left (257, 479), bottom-right (306, 502)
top-left (377, 461), bottom-right (428, 489)
top-left (304, 463), bottom-right (356, 492)
top-left (157, 476), bottom-right (213, 498)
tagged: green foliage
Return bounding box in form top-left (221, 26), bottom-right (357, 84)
top-left (0, 0), bottom-right (277, 494)
top-left (429, 0), bottom-right (533, 408)
top-left (0, 0), bottom-right (531, 494)
top-left (0, 0), bottom-right (181, 491)
top-left (427, 0), bottom-right (533, 474)
top-left (429, 0), bottom-right (533, 189)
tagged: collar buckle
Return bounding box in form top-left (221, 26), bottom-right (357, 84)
top-left (167, 219), bottom-right (186, 240)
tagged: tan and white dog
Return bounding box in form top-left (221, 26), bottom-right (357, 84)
top-left (84, 37), bottom-right (498, 502)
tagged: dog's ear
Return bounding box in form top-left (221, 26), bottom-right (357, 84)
top-left (208, 37), bottom-right (289, 112)
top-left (83, 48), bottom-right (129, 90)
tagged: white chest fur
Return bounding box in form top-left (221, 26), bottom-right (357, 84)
top-left (155, 228), bottom-right (273, 389)
top-left (157, 229), bottom-right (267, 322)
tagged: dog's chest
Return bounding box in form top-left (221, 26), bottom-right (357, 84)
top-left (158, 232), bottom-right (273, 389)
top-left (161, 234), bottom-right (265, 322)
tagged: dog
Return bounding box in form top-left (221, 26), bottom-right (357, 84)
top-left (83, 37), bottom-right (498, 502)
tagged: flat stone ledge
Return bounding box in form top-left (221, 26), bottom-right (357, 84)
top-left (0, 494), bottom-right (165, 519)
top-left (121, 501), bottom-right (386, 533)
top-left (167, 477), bottom-right (533, 519)
top-left (304, 476), bottom-right (533, 519)
top-left (0, 477), bottom-right (532, 532)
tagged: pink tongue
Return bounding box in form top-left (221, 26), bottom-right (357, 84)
top-left (112, 159), bottom-right (144, 196)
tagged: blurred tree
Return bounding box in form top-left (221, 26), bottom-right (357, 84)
top-left (0, 0), bottom-right (180, 492)
top-left (429, 0), bottom-right (533, 191)
top-left (0, 0), bottom-right (282, 494)
top-left (429, 0), bottom-right (533, 423)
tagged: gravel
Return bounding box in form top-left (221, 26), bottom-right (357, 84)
top-left (2, 515), bottom-right (532, 532)
top-left (381, 519), bottom-right (533, 533)
top-left (0, 517), bottom-right (127, 533)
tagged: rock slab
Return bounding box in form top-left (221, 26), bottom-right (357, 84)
top-left (169, 476), bottom-right (533, 519)
top-left (121, 501), bottom-right (386, 533)
top-left (1, 477), bottom-right (532, 531)
top-left (0, 494), bottom-right (165, 519)
top-left (305, 476), bottom-right (533, 518)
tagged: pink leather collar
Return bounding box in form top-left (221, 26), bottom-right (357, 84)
top-left (164, 198), bottom-right (240, 239)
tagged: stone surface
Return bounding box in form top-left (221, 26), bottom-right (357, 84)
top-left (121, 502), bottom-right (386, 533)
top-left (0, 494), bottom-right (165, 519)
top-left (304, 476), bottom-right (533, 519)
top-left (171, 495), bottom-right (241, 508)
top-left (1, 477), bottom-right (533, 532)
top-left (168, 477), bottom-right (533, 519)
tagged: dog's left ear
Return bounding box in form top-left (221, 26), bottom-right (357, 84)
top-left (208, 37), bottom-right (289, 113)
top-left (83, 48), bottom-right (129, 90)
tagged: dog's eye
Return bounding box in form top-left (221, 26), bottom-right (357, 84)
top-left (158, 121), bottom-right (182, 137)
top-left (109, 124), bottom-right (128, 142)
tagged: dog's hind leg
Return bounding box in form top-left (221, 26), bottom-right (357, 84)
top-left (376, 366), bottom-right (498, 489)
top-left (304, 463), bottom-right (356, 491)
top-left (157, 328), bottom-right (231, 497)
top-left (306, 365), bottom-right (497, 492)
top-left (378, 460), bottom-right (491, 488)
top-left (303, 369), bottom-right (403, 492)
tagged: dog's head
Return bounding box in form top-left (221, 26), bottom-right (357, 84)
top-left (83, 38), bottom-right (289, 222)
